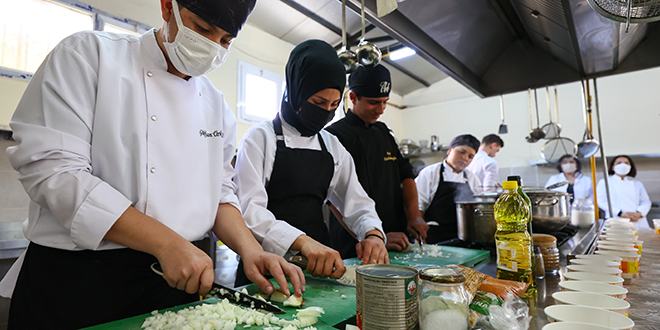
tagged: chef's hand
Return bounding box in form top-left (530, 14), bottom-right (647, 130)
top-left (157, 240), bottom-right (216, 296)
top-left (293, 235), bottom-right (345, 279)
top-left (241, 249), bottom-right (306, 297)
top-left (356, 230), bottom-right (389, 265)
top-left (385, 232), bottom-right (410, 251)
top-left (622, 212), bottom-right (642, 222)
top-left (407, 215), bottom-right (429, 243)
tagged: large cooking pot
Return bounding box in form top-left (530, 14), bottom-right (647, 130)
top-left (524, 189), bottom-right (571, 233)
top-left (456, 201), bottom-right (497, 244)
top-left (456, 189), bottom-right (570, 244)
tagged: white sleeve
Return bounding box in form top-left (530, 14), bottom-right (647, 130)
top-left (582, 176), bottom-right (593, 200)
top-left (544, 174), bottom-right (558, 188)
top-left (415, 165), bottom-right (435, 213)
top-left (466, 170), bottom-right (482, 195)
top-left (596, 179), bottom-right (616, 218)
top-left (636, 181), bottom-right (652, 217)
top-left (6, 38), bottom-right (131, 250)
top-left (218, 104), bottom-right (241, 210)
top-left (482, 161), bottom-right (499, 190)
top-left (234, 127), bottom-right (304, 257)
top-left (327, 138), bottom-right (384, 240)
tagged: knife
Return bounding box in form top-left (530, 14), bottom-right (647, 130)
top-left (287, 255), bottom-right (356, 287)
top-left (150, 262), bottom-right (285, 314)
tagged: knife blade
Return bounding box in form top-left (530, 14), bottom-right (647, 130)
top-left (150, 262), bottom-right (285, 314)
top-left (287, 255), bottom-right (356, 287)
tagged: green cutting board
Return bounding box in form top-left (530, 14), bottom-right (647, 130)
top-left (84, 246), bottom-right (489, 329)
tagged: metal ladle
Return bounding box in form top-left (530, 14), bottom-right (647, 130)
top-left (355, 0), bottom-right (382, 66)
top-left (498, 95), bottom-right (508, 134)
top-left (575, 80), bottom-right (600, 158)
top-left (527, 88), bottom-right (546, 142)
top-left (337, 0), bottom-right (358, 73)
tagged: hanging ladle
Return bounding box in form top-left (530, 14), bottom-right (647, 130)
top-left (498, 95), bottom-right (508, 134)
top-left (337, 0), bottom-right (358, 73)
top-left (355, 0), bottom-right (382, 66)
top-left (527, 88), bottom-right (546, 143)
top-left (575, 79), bottom-right (600, 158)
top-left (541, 86), bottom-right (561, 139)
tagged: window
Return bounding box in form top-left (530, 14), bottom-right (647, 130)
top-left (237, 61), bottom-right (285, 124)
top-left (0, 0), bottom-right (150, 81)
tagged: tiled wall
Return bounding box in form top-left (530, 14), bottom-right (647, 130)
top-left (0, 138), bottom-right (28, 224)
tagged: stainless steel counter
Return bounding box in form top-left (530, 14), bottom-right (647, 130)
top-left (0, 222), bottom-right (28, 259)
top-left (472, 222), bottom-right (606, 330)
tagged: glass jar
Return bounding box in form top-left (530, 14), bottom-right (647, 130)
top-left (419, 267), bottom-right (470, 330)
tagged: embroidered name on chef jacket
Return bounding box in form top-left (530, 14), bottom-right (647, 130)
top-left (384, 151), bottom-right (397, 162)
top-left (199, 129), bottom-right (224, 138)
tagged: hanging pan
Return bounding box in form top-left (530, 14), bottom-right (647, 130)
top-left (575, 80), bottom-right (600, 158)
top-left (541, 85), bottom-right (576, 163)
top-left (498, 95), bottom-right (508, 134)
top-left (541, 86), bottom-right (561, 139)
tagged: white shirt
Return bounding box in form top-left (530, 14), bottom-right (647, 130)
top-left (545, 172), bottom-right (593, 201)
top-left (6, 29), bottom-right (239, 251)
top-left (234, 114), bottom-right (384, 257)
top-left (466, 150), bottom-right (499, 192)
top-left (415, 160), bottom-right (482, 213)
top-left (596, 175), bottom-right (652, 227)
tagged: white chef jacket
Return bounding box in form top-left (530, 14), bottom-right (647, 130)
top-left (2, 29), bottom-right (240, 296)
top-left (466, 150), bottom-right (499, 192)
top-left (597, 175), bottom-right (652, 227)
top-left (545, 172), bottom-right (593, 201)
top-left (415, 160), bottom-right (482, 213)
top-left (234, 113), bottom-right (384, 257)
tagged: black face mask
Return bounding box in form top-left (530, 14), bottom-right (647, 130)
top-left (294, 101), bottom-right (336, 137)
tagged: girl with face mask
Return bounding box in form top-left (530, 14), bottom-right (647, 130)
top-left (596, 155), bottom-right (651, 227)
top-left (544, 154), bottom-right (593, 203)
top-left (233, 40), bottom-right (388, 287)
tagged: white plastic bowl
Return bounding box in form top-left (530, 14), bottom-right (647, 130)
top-left (542, 322), bottom-right (615, 330)
top-left (566, 265), bottom-right (622, 277)
top-left (559, 280), bottom-right (628, 300)
top-left (575, 254), bottom-right (623, 262)
top-left (597, 244), bottom-right (638, 254)
top-left (563, 272), bottom-right (625, 286)
top-left (552, 291), bottom-right (630, 316)
top-left (544, 305), bottom-right (634, 330)
top-left (569, 258), bottom-right (621, 268)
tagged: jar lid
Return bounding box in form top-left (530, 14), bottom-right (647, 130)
top-left (419, 267), bottom-right (466, 284)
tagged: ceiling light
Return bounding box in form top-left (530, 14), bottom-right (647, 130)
top-left (388, 47), bottom-right (415, 61)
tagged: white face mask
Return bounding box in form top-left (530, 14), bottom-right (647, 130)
top-left (163, 0), bottom-right (229, 77)
top-left (561, 163), bottom-right (577, 174)
top-left (613, 163), bottom-right (631, 176)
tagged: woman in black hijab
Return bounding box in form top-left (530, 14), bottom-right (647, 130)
top-left (234, 40), bottom-right (388, 285)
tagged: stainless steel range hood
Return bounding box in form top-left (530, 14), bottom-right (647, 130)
top-left (344, 0), bottom-right (660, 98)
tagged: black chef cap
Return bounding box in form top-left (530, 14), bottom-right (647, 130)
top-left (449, 134), bottom-right (480, 152)
top-left (177, 0), bottom-right (256, 37)
top-left (348, 64), bottom-right (391, 98)
top-left (280, 39), bottom-right (346, 126)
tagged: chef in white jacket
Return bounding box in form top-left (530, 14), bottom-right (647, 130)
top-left (234, 40), bottom-right (387, 285)
top-left (1, 1), bottom-right (303, 329)
top-left (545, 154), bottom-right (593, 202)
top-left (597, 155), bottom-right (652, 228)
top-left (466, 134), bottom-right (503, 193)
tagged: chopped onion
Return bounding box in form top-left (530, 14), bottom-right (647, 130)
top-left (270, 290), bottom-right (288, 303)
top-left (283, 295), bottom-right (304, 307)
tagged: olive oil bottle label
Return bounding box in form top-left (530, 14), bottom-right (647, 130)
top-left (496, 240), bottom-right (518, 272)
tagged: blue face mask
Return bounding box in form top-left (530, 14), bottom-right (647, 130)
top-left (294, 101), bottom-right (336, 136)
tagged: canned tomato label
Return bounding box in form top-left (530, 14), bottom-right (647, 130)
top-left (356, 264), bottom-right (419, 330)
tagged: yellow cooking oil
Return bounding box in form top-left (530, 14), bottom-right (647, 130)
top-left (494, 180), bottom-right (535, 298)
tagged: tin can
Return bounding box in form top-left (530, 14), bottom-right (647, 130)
top-left (356, 264), bottom-right (419, 330)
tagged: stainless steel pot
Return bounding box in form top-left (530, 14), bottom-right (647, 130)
top-left (456, 201), bottom-right (497, 244)
top-left (525, 190), bottom-right (571, 233)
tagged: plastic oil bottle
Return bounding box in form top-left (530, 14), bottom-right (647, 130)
top-left (494, 180), bottom-right (535, 298)
top-left (507, 176), bottom-right (536, 282)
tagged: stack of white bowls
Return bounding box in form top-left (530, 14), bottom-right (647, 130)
top-left (596, 218), bottom-right (642, 280)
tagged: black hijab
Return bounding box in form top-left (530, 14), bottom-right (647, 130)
top-left (280, 40), bottom-right (346, 136)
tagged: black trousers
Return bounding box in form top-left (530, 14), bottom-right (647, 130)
top-left (8, 243), bottom-right (197, 330)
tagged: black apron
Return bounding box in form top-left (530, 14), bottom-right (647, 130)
top-left (424, 163), bottom-right (474, 244)
top-left (9, 243), bottom-right (196, 330)
top-left (235, 116), bottom-right (335, 286)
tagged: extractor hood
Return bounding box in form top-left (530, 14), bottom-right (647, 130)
top-left (344, 0), bottom-right (660, 97)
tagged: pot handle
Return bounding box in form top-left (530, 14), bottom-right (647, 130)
top-left (534, 196), bottom-right (558, 206)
